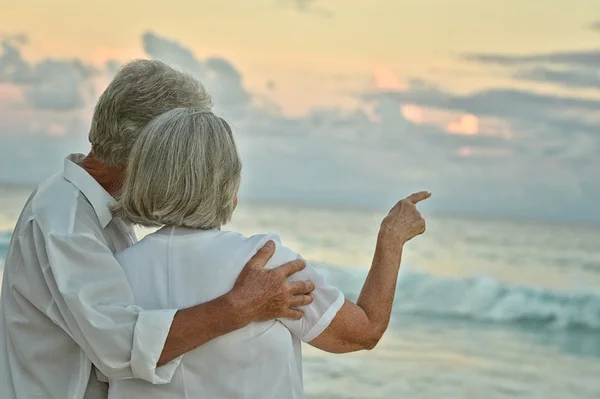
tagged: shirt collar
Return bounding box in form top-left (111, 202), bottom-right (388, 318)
top-left (62, 153), bottom-right (116, 229)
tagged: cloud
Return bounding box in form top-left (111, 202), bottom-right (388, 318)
top-left (1, 32), bottom-right (599, 222)
top-left (0, 131), bottom-right (88, 184)
top-left (142, 32), bottom-right (252, 116)
top-left (464, 49), bottom-right (600, 69)
top-left (457, 36), bottom-right (600, 174)
top-left (289, 0), bottom-right (318, 11)
top-left (361, 77), bottom-right (600, 200)
top-left (366, 85), bottom-right (600, 127)
top-left (464, 45), bottom-right (600, 91)
top-left (372, 67), bottom-right (405, 90)
top-left (91, 35), bottom-right (600, 222)
top-left (281, 0), bottom-right (333, 17)
top-left (0, 36), bottom-right (98, 111)
top-left (514, 66), bottom-right (600, 90)
top-left (204, 57), bottom-right (251, 109)
top-left (142, 32), bottom-right (207, 78)
top-left (446, 114), bottom-right (479, 135)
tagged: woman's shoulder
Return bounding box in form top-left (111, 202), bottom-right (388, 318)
top-left (218, 230), bottom-right (279, 246)
top-left (219, 231), bottom-right (300, 268)
top-left (115, 229), bottom-right (168, 266)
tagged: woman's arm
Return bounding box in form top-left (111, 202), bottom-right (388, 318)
top-left (309, 191), bottom-right (430, 353)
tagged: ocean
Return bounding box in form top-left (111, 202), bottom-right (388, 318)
top-left (1, 184), bottom-right (600, 398)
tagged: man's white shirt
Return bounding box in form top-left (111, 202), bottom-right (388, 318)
top-left (0, 154), bottom-right (179, 399)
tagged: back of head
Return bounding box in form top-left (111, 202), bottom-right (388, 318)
top-left (111, 108), bottom-right (242, 230)
top-left (89, 59), bottom-right (213, 167)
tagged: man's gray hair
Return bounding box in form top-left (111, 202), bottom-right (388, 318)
top-left (111, 108), bottom-right (242, 230)
top-left (89, 59), bottom-right (212, 167)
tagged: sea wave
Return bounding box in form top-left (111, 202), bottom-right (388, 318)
top-left (1, 230), bottom-right (599, 331)
top-left (319, 265), bottom-right (600, 331)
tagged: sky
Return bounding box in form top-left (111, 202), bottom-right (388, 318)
top-left (1, 0), bottom-right (600, 222)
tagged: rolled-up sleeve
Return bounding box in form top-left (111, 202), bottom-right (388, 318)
top-left (280, 260), bottom-right (345, 342)
top-left (36, 225), bottom-right (180, 384)
top-left (262, 234), bottom-right (345, 343)
top-left (131, 309), bottom-right (180, 382)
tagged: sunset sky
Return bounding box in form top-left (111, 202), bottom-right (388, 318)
top-left (1, 0), bottom-right (600, 221)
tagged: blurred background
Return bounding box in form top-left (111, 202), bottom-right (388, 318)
top-left (1, 1), bottom-right (600, 398)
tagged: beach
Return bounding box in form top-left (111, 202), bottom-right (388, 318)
top-left (2, 184), bottom-right (600, 398)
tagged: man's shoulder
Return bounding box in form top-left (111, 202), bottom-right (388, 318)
top-left (27, 173), bottom-right (99, 237)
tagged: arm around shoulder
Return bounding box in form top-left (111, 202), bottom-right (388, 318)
top-left (42, 228), bottom-right (180, 383)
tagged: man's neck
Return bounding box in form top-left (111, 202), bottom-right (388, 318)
top-left (79, 152), bottom-right (125, 197)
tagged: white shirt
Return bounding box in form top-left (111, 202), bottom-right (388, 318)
top-left (109, 226), bottom-right (345, 399)
top-left (0, 154), bottom-right (179, 399)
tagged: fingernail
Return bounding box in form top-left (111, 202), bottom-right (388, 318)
top-left (265, 240), bottom-right (275, 249)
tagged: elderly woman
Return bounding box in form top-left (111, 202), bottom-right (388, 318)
top-left (108, 108), bottom-right (429, 399)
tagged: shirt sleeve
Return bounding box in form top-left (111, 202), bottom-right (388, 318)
top-left (265, 235), bottom-right (345, 342)
top-left (35, 223), bottom-right (181, 384)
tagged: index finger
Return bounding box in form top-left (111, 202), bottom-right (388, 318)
top-left (405, 191), bottom-right (431, 204)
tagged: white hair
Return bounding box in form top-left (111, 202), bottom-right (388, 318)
top-left (111, 108), bottom-right (242, 230)
top-left (89, 59), bottom-right (213, 167)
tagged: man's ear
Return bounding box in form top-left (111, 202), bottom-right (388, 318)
top-left (233, 196), bottom-right (238, 211)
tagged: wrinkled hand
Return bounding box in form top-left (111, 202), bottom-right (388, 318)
top-left (380, 191), bottom-right (431, 244)
top-left (229, 241), bottom-right (315, 326)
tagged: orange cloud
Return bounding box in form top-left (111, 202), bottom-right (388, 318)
top-left (372, 67), bottom-right (405, 90)
top-left (446, 114), bottom-right (479, 135)
top-left (0, 84), bottom-right (24, 103)
top-left (401, 104), bottom-right (425, 124)
top-left (457, 146), bottom-right (512, 158)
top-left (47, 123), bottom-right (67, 137)
top-left (458, 147), bottom-right (473, 157)
top-left (0, 84), bottom-right (29, 130)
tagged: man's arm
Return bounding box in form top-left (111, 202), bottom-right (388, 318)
top-left (158, 240), bottom-right (314, 365)
top-left (309, 192), bottom-right (430, 353)
top-left (39, 225), bottom-right (313, 383)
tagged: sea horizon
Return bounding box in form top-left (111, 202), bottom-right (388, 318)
top-left (2, 181), bottom-right (599, 230)
top-left (1, 184), bottom-right (600, 398)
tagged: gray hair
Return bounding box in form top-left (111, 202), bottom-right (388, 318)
top-left (89, 59), bottom-right (213, 167)
top-left (111, 108), bottom-right (242, 230)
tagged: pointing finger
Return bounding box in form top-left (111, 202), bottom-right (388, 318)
top-left (406, 191), bottom-right (431, 204)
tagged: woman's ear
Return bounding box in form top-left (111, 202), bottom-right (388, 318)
top-left (233, 196), bottom-right (238, 211)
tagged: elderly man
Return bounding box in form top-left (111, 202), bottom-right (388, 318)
top-left (0, 60), bottom-right (315, 398)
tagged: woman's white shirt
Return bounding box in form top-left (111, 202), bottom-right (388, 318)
top-left (108, 226), bottom-right (345, 399)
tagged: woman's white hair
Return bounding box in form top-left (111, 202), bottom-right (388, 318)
top-left (111, 108), bottom-right (242, 230)
top-left (89, 59), bottom-right (213, 167)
